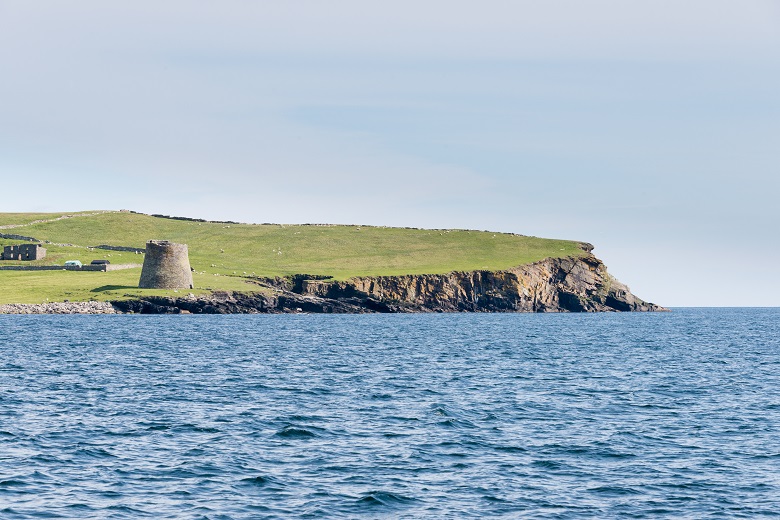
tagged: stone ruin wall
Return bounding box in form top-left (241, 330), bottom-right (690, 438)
top-left (138, 240), bottom-right (194, 289)
top-left (1, 244), bottom-right (47, 261)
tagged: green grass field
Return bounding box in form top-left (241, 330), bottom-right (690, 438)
top-left (0, 269), bottom-right (261, 304)
top-left (0, 212), bottom-right (89, 227)
top-left (0, 211), bottom-right (586, 304)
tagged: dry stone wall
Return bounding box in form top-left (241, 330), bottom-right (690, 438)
top-left (0, 264), bottom-right (141, 272)
top-left (138, 240), bottom-right (194, 289)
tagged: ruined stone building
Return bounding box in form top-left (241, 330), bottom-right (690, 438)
top-left (138, 240), bottom-right (194, 289)
top-left (1, 244), bottom-right (47, 261)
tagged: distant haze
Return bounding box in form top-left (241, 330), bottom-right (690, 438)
top-left (1, 1), bottom-right (778, 306)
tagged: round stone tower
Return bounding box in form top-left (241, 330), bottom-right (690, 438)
top-left (138, 240), bottom-right (194, 289)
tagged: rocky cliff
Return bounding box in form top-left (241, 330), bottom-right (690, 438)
top-left (111, 252), bottom-right (665, 314)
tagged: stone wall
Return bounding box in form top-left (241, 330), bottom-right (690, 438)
top-left (91, 245), bottom-right (146, 253)
top-left (1, 244), bottom-right (46, 261)
top-left (138, 241), bottom-right (194, 289)
top-left (0, 233), bottom-right (40, 242)
top-left (0, 263), bottom-right (141, 272)
top-left (0, 265), bottom-right (106, 272)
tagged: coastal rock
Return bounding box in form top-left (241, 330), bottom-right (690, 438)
top-left (298, 254), bottom-right (661, 312)
top-left (110, 254), bottom-right (665, 314)
top-left (0, 301), bottom-right (117, 314)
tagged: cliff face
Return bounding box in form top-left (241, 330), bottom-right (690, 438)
top-left (297, 254), bottom-right (661, 312)
top-left (111, 254), bottom-right (664, 314)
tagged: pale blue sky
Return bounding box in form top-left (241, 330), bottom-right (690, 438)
top-left (1, 1), bottom-right (778, 306)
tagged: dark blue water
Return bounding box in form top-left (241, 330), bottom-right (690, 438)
top-left (1, 309), bottom-right (779, 518)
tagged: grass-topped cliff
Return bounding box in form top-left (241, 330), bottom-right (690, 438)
top-left (0, 210), bottom-right (586, 304)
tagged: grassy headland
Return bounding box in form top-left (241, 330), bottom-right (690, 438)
top-left (0, 211), bottom-right (586, 304)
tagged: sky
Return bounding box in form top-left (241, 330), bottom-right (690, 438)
top-left (1, 1), bottom-right (778, 307)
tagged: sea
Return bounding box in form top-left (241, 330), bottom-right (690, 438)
top-left (1, 308), bottom-right (779, 519)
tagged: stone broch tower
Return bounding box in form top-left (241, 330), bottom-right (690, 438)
top-left (138, 240), bottom-right (194, 289)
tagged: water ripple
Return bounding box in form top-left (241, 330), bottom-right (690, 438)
top-left (0, 309), bottom-right (779, 518)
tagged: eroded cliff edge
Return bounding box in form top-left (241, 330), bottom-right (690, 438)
top-left (112, 251), bottom-right (665, 314)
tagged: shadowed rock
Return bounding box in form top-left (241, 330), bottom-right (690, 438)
top-left (114, 254), bottom-right (665, 314)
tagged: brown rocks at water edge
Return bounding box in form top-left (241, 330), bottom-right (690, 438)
top-left (116, 253), bottom-right (666, 314)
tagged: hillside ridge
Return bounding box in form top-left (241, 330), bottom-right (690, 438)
top-left (0, 210), bottom-right (663, 312)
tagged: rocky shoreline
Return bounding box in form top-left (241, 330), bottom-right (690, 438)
top-left (0, 254), bottom-right (666, 315)
top-left (110, 254), bottom-right (665, 314)
top-left (0, 301), bottom-right (117, 314)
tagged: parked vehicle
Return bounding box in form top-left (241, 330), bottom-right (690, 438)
top-left (64, 260), bottom-right (82, 267)
top-left (90, 260), bottom-right (110, 265)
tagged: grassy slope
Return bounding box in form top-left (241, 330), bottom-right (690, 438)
top-left (0, 212), bottom-right (86, 227)
top-left (0, 211), bottom-right (586, 304)
top-left (0, 269), bottom-right (259, 304)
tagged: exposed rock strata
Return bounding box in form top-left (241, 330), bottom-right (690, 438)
top-left (110, 254), bottom-right (665, 314)
top-left (298, 254), bottom-right (660, 312)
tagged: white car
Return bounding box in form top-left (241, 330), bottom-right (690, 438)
top-left (64, 260), bottom-right (82, 267)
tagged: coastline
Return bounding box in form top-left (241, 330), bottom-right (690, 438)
top-left (1, 255), bottom-right (666, 314)
top-left (0, 301), bottom-right (117, 314)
